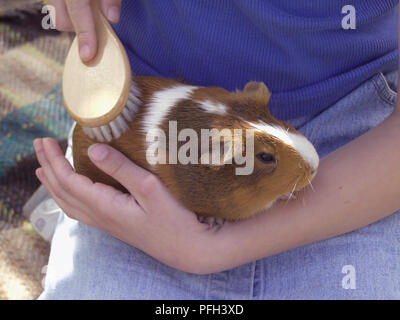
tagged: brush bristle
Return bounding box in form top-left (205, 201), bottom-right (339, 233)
top-left (82, 82), bottom-right (141, 142)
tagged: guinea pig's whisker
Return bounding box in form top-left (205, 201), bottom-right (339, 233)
top-left (307, 177), bottom-right (316, 193)
top-left (285, 177), bottom-right (300, 205)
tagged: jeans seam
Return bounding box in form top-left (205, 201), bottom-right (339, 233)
top-left (205, 273), bottom-right (212, 299)
top-left (249, 261), bottom-right (256, 299)
top-left (372, 72), bottom-right (397, 106)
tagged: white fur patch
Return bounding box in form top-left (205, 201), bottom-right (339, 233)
top-left (197, 100), bottom-right (227, 115)
top-left (248, 121), bottom-right (319, 171)
top-left (142, 85), bottom-right (198, 135)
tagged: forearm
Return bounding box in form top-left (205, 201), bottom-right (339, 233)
top-left (203, 111), bottom-right (400, 273)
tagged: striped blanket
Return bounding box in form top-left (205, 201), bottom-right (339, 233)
top-left (0, 3), bottom-right (73, 300)
top-left (0, 8), bottom-right (73, 228)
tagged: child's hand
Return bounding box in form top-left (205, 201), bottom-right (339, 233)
top-left (33, 138), bottom-right (233, 274)
top-left (48, 0), bottom-right (122, 61)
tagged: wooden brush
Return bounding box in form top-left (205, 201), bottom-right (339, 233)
top-left (62, 0), bottom-right (140, 142)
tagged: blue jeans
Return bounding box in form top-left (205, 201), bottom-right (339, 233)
top-left (39, 71), bottom-right (399, 299)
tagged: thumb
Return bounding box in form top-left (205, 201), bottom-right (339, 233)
top-left (87, 143), bottom-right (164, 211)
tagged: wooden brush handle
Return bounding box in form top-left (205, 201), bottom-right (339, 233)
top-left (62, 0), bottom-right (131, 128)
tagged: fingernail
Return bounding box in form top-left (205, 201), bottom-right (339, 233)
top-left (88, 144), bottom-right (109, 161)
top-left (107, 6), bottom-right (120, 23)
top-left (80, 44), bottom-right (91, 61)
top-left (33, 138), bottom-right (42, 151)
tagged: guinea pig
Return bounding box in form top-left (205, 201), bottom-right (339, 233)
top-left (72, 76), bottom-right (319, 221)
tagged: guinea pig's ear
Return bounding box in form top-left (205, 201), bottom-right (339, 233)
top-left (243, 81), bottom-right (271, 105)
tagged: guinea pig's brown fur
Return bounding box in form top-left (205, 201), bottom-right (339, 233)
top-left (72, 76), bottom-right (319, 220)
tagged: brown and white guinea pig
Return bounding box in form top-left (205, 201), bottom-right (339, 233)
top-left (72, 76), bottom-right (319, 221)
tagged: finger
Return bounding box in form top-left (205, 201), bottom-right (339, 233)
top-left (41, 138), bottom-right (94, 199)
top-left (36, 139), bottom-right (141, 228)
top-left (35, 138), bottom-right (92, 212)
top-left (42, 138), bottom-right (141, 218)
top-left (87, 143), bottom-right (165, 212)
top-left (65, 0), bottom-right (97, 62)
top-left (100, 0), bottom-right (122, 23)
top-left (35, 168), bottom-right (94, 226)
top-left (46, 0), bottom-right (74, 31)
top-left (34, 138), bottom-right (69, 201)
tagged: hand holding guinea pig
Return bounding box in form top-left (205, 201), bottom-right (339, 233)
top-left (72, 77), bottom-right (319, 220)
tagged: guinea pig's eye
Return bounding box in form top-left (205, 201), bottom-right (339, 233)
top-left (256, 152), bottom-right (276, 164)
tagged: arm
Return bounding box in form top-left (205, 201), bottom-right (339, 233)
top-left (208, 110), bottom-right (400, 272)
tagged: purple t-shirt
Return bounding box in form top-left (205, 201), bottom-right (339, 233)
top-left (113, 0), bottom-right (398, 119)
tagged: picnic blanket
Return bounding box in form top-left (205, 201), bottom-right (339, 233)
top-left (0, 1), bottom-right (74, 299)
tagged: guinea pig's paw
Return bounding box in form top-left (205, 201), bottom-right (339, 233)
top-left (197, 215), bottom-right (225, 230)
